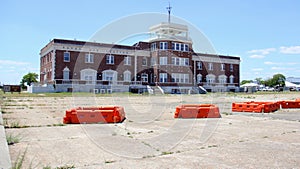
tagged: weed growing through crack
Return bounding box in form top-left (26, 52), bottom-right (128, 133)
top-left (12, 149), bottom-right (27, 169)
top-left (105, 160), bottom-right (116, 164)
top-left (6, 133), bottom-right (21, 145)
top-left (161, 151), bottom-right (174, 155)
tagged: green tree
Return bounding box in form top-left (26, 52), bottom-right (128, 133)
top-left (20, 72), bottom-right (39, 89)
top-left (264, 74), bottom-right (285, 87)
top-left (255, 77), bottom-right (264, 85)
top-left (240, 80), bottom-right (252, 85)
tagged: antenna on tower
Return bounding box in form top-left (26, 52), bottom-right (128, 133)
top-left (166, 2), bottom-right (172, 23)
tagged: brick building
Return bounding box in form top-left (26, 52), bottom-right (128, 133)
top-left (39, 22), bottom-right (240, 93)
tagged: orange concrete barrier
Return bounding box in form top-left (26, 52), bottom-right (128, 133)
top-left (278, 99), bottom-right (300, 109)
top-left (63, 106), bottom-right (126, 124)
top-left (174, 104), bottom-right (221, 118)
top-left (232, 101), bottom-right (279, 113)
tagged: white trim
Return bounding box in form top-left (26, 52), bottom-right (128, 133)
top-left (192, 55), bottom-right (240, 64)
top-left (52, 50), bottom-right (56, 81)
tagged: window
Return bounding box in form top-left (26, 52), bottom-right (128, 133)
top-left (160, 42), bottom-right (168, 50)
top-left (172, 57), bottom-right (189, 66)
top-left (159, 57), bottom-right (168, 65)
top-left (176, 43), bottom-right (180, 51)
top-left (230, 64), bottom-right (234, 72)
top-left (208, 63), bottom-right (213, 70)
top-left (171, 73), bottom-right (189, 83)
top-left (221, 64), bottom-right (225, 71)
top-left (64, 52), bottom-right (70, 62)
top-left (85, 54), bottom-right (94, 63)
top-left (124, 56), bottom-right (131, 65)
top-left (63, 67), bottom-right (70, 80)
top-left (123, 70), bottom-right (131, 82)
top-left (206, 74), bottom-right (216, 84)
top-left (159, 73), bottom-right (167, 83)
top-left (151, 57), bottom-right (156, 66)
top-left (181, 44), bottom-right (184, 51)
top-left (218, 75), bottom-right (227, 84)
top-left (106, 55), bottom-right (114, 64)
top-left (151, 43), bottom-right (157, 51)
top-left (230, 75), bottom-right (234, 84)
top-left (184, 58), bottom-right (189, 66)
top-left (141, 73), bottom-right (148, 82)
top-left (197, 61), bottom-right (202, 70)
top-left (197, 74), bottom-right (202, 83)
top-left (184, 44), bottom-right (189, 51)
top-left (102, 70), bottom-right (117, 82)
top-left (142, 57), bottom-right (147, 66)
top-left (80, 69), bottom-right (97, 84)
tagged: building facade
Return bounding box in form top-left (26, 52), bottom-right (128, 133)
top-left (39, 22), bottom-right (240, 93)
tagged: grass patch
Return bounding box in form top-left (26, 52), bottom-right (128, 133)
top-left (161, 151), bottom-right (173, 156)
top-left (6, 133), bottom-right (21, 145)
top-left (142, 155), bottom-right (156, 158)
top-left (52, 123), bottom-right (66, 127)
top-left (208, 145), bottom-right (218, 148)
top-left (12, 149), bottom-right (27, 169)
top-left (55, 164), bottom-right (76, 169)
top-left (222, 112), bottom-right (233, 116)
top-left (263, 136), bottom-right (268, 138)
top-left (104, 160), bottom-right (116, 164)
top-left (4, 121), bottom-right (29, 129)
top-left (142, 141), bottom-right (151, 147)
top-left (1, 110), bottom-right (12, 114)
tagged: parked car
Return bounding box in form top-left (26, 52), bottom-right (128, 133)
top-left (261, 86), bottom-right (275, 91)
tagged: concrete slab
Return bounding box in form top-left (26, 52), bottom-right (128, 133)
top-left (0, 111), bottom-right (12, 169)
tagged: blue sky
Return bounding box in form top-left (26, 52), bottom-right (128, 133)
top-left (0, 0), bottom-right (299, 84)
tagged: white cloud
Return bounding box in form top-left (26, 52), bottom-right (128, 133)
top-left (264, 61), bottom-right (298, 65)
top-left (249, 54), bottom-right (265, 59)
top-left (252, 68), bottom-right (263, 71)
top-left (280, 46), bottom-right (300, 54)
top-left (271, 67), bottom-right (296, 70)
top-left (0, 60), bottom-right (30, 66)
top-left (247, 48), bottom-right (276, 55)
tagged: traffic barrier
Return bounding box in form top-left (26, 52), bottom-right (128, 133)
top-left (232, 101), bottom-right (279, 113)
top-left (277, 99), bottom-right (300, 109)
top-left (174, 104), bottom-right (221, 118)
top-left (63, 106), bottom-right (126, 124)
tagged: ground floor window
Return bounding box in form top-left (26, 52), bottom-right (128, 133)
top-left (159, 73), bottom-right (167, 83)
top-left (206, 74), bottom-right (216, 84)
top-left (102, 70), bottom-right (117, 83)
top-left (171, 73), bottom-right (189, 83)
top-left (123, 70), bottom-right (131, 82)
top-left (80, 68), bottom-right (97, 84)
top-left (197, 74), bottom-right (202, 83)
top-left (219, 75), bottom-right (227, 84)
top-left (141, 73), bottom-right (148, 82)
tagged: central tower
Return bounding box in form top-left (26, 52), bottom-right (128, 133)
top-left (147, 7), bottom-right (194, 93)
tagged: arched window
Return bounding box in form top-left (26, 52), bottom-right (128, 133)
top-left (218, 75), bottom-right (227, 84)
top-left (206, 74), bottom-right (216, 84)
top-left (63, 67), bottom-right (70, 80)
top-left (102, 69), bottom-right (118, 83)
top-left (80, 68), bottom-right (97, 84)
top-left (123, 70), bottom-right (131, 82)
top-left (197, 74), bottom-right (202, 83)
top-left (230, 75), bottom-right (234, 84)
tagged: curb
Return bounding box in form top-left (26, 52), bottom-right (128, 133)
top-left (0, 110), bottom-right (12, 169)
